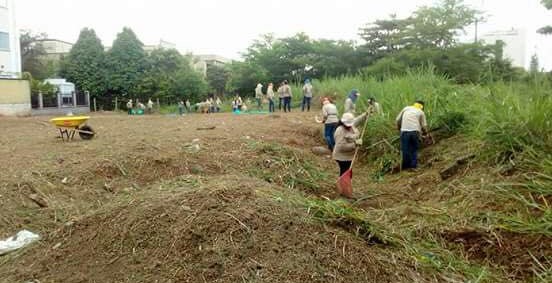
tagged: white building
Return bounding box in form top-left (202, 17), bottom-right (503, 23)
top-left (193, 54), bottom-right (232, 76)
top-left (0, 0), bottom-right (21, 77)
top-left (480, 28), bottom-right (529, 69)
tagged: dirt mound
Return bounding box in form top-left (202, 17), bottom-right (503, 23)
top-left (443, 229), bottom-right (552, 280)
top-left (4, 176), bottom-right (421, 283)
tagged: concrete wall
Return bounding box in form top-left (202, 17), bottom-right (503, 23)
top-left (32, 106), bottom-right (90, 116)
top-left (0, 78), bottom-right (31, 116)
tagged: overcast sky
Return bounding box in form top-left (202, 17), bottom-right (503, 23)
top-left (14, 0), bottom-right (552, 67)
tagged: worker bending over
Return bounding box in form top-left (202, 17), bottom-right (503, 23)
top-left (396, 101), bottom-right (428, 170)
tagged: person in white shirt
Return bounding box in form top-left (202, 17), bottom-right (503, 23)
top-left (266, 83), bottom-right (275, 112)
top-left (302, 79), bottom-right (313, 112)
top-left (147, 99), bottom-right (154, 114)
top-left (255, 83), bottom-right (264, 110)
top-left (396, 101), bottom-right (429, 169)
top-left (126, 99), bottom-right (133, 115)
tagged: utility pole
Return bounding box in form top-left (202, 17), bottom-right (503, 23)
top-left (474, 0), bottom-right (485, 43)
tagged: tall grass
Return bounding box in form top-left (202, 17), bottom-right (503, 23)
top-left (314, 69), bottom-right (551, 171)
top-left (314, 69), bottom-right (552, 239)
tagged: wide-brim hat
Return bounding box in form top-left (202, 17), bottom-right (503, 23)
top-left (341, 113), bottom-right (355, 127)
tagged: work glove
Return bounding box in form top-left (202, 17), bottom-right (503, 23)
top-left (355, 139), bottom-right (363, 146)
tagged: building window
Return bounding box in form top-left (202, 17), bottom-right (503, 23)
top-left (0, 32), bottom-right (9, 50)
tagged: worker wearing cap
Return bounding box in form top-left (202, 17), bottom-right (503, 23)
top-left (396, 101), bottom-right (428, 170)
top-left (333, 111), bottom-right (367, 177)
top-left (344, 89), bottom-right (360, 114)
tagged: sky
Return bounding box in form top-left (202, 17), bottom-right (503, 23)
top-left (14, 0), bottom-right (552, 68)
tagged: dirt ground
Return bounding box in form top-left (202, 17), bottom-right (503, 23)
top-left (0, 112), bottom-right (549, 282)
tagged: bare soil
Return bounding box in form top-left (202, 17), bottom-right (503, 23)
top-left (0, 112), bottom-right (548, 282)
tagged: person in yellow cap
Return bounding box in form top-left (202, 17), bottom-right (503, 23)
top-left (396, 100), bottom-right (428, 170)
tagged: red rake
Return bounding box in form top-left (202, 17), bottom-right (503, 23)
top-left (336, 115), bottom-right (370, 198)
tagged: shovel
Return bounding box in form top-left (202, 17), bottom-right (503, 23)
top-left (336, 114), bottom-right (370, 198)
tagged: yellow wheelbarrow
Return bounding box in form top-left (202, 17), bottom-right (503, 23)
top-left (49, 116), bottom-right (95, 141)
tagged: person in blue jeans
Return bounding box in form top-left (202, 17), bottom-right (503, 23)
top-left (267, 82), bottom-right (275, 112)
top-left (321, 97), bottom-right (339, 150)
top-left (302, 79), bottom-right (313, 112)
top-left (396, 101), bottom-right (428, 170)
top-left (282, 80), bottom-right (292, 112)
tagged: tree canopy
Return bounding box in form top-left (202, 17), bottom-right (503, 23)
top-left (61, 28), bottom-right (107, 97)
top-left (105, 27), bottom-right (147, 95)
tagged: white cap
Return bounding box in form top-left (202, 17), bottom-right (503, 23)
top-left (341, 113), bottom-right (355, 127)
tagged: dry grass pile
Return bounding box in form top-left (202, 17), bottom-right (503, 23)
top-left (2, 176), bottom-right (426, 283)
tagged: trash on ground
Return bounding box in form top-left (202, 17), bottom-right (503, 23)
top-left (0, 230), bottom-right (41, 255)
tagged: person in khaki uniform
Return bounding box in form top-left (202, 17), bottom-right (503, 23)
top-left (332, 111), bottom-right (368, 177)
top-left (321, 97), bottom-right (339, 150)
top-left (396, 101), bottom-right (428, 169)
top-left (344, 89), bottom-right (361, 114)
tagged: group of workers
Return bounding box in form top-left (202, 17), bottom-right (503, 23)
top-left (250, 79), bottom-right (314, 113)
top-left (126, 98), bottom-right (154, 114)
top-left (320, 90), bottom-right (428, 196)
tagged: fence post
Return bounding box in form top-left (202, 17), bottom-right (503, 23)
top-left (85, 91), bottom-right (90, 107)
top-left (72, 91), bottom-right (77, 107)
top-left (156, 98), bottom-right (160, 111)
top-left (93, 97), bottom-right (97, 112)
top-left (115, 97), bottom-right (118, 111)
top-left (38, 91), bottom-right (44, 109)
top-left (57, 92), bottom-right (62, 109)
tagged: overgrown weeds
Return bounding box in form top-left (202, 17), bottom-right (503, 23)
top-left (246, 141), bottom-right (330, 192)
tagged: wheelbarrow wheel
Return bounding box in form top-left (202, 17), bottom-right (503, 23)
top-left (79, 125), bottom-right (95, 140)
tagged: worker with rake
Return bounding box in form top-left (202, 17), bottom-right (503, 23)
top-left (333, 110), bottom-right (369, 198)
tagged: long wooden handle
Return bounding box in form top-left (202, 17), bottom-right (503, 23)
top-left (349, 114), bottom-right (370, 169)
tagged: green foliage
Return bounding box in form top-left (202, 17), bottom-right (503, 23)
top-left (363, 43), bottom-right (516, 84)
top-left (539, 1), bottom-right (552, 34)
top-left (19, 30), bottom-right (49, 79)
top-left (232, 33), bottom-right (362, 91)
top-left (317, 69), bottom-right (552, 174)
top-left (61, 28), bottom-right (107, 97)
top-left (225, 61), bottom-right (269, 96)
top-left (22, 72), bottom-right (55, 94)
top-left (409, 0), bottom-right (479, 48)
top-left (171, 68), bottom-right (209, 103)
top-left (106, 27), bottom-right (146, 95)
top-left (359, 0), bottom-right (480, 59)
top-left (206, 65), bottom-right (229, 96)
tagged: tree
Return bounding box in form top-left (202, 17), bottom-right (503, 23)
top-left (408, 0), bottom-right (479, 49)
top-left (105, 27), bottom-right (146, 95)
top-left (19, 30), bottom-right (48, 79)
top-left (206, 65), bottom-right (230, 96)
top-left (225, 61), bottom-right (269, 96)
top-left (359, 15), bottom-right (411, 61)
top-left (538, 0), bottom-right (552, 34)
top-left (134, 49), bottom-right (209, 102)
top-left (61, 28), bottom-right (107, 98)
top-left (171, 68), bottom-right (209, 102)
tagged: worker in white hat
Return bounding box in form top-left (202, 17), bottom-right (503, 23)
top-left (332, 111), bottom-right (368, 177)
